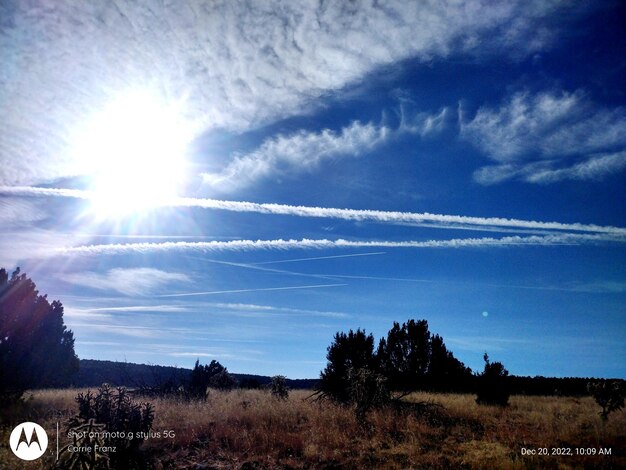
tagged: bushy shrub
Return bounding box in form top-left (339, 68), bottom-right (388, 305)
top-left (476, 353), bottom-right (510, 406)
top-left (588, 380), bottom-right (625, 421)
top-left (348, 367), bottom-right (391, 422)
top-left (269, 375), bottom-right (289, 400)
top-left (61, 384), bottom-right (154, 469)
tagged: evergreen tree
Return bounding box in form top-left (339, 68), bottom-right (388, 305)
top-left (0, 267), bottom-right (79, 401)
top-left (318, 329), bottom-right (377, 404)
top-left (428, 334), bottom-right (472, 391)
top-left (476, 353), bottom-right (510, 406)
top-left (376, 319), bottom-right (431, 390)
top-left (188, 359), bottom-right (235, 398)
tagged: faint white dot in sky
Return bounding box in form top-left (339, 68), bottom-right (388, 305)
top-left (482, 311), bottom-right (489, 317)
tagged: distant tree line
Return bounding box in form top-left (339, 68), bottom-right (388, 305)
top-left (1, 267), bottom-right (622, 407)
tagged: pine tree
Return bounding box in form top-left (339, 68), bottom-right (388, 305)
top-left (376, 320), bottom-right (431, 390)
top-left (0, 267), bottom-right (79, 402)
top-left (318, 329), bottom-right (377, 404)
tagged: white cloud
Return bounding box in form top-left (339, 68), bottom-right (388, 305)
top-left (202, 108), bottom-right (449, 191)
top-left (64, 268), bottom-right (191, 296)
top-left (1, 1), bottom-right (576, 185)
top-left (202, 120), bottom-right (390, 191)
top-left (88, 305), bottom-right (190, 313)
top-left (0, 228), bottom-right (90, 266)
top-left (525, 152), bottom-right (626, 184)
top-left (209, 302), bottom-right (350, 318)
top-left (0, 198), bottom-right (47, 225)
top-left (463, 90), bottom-right (626, 184)
top-left (68, 323), bottom-right (170, 338)
top-left (447, 336), bottom-right (532, 353)
top-left (475, 152), bottom-right (626, 185)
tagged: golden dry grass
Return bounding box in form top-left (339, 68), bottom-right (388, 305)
top-left (0, 389), bottom-right (624, 469)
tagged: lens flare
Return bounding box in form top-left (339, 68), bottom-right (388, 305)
top-left (74, 90), bottom-right (192, 218)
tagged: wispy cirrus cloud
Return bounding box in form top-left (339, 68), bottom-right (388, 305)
top-left (208, 302), bottom-right (350, 318)
top-left (462, 89), bottom-right (626, 184)
top-left (87, 305), bottom-right (191, 313)
top-left (1, 1), bottom-right (578, 186)
top-left (0, 227), bottom-right (90, 266)
top-left (523, 151), bottom-right (626, 184)
top-left (3, 186), bottom-right (624, 235)
top-left (0, 198), bottom-right (47, 225)
top-left (473, 151), bottom-right (626, 185)
top-left (68, 323), bottom-right (183, 339)
top-left (446, 336), bottom-right (532, 353)
top-left (202, 108), bottom-right (448, 192)
top-left (203, 120), bottom-right (390, 191)
top-left (64, 268), bottom-right (191, 296)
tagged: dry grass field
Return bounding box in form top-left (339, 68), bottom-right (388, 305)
top-left (1, 388), bottom-right (624, 469)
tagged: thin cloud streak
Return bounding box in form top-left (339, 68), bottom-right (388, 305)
top-left (317, 274), bottom-right (626, 294)
top-left (184, 256), bottom-right (336, 281)
top-left (208, 302), bottom-right (350, 318)
top-left (159, 283), bottom-right (348, 298)
top-left (2, 186), bottom-right (625, 235)
top-left (57, 233), bottom-right (625, 258)
top-left (64, 268), bottom-right (191, 296)
top-left (253, 252), bottom-right (386, 265)
top-left (88, 305), bottom-right (191, 313)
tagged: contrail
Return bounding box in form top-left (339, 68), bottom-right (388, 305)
top-left (2, 185), bottom-right (624, 235)
top-left (183, 255), bottom-right (337, 280)
top-left (252, 252), bottom-right (386, 265)
top-left (158, 283), bottom-right (348, 297)
top-left (56, 233), bottom-right (623, 257)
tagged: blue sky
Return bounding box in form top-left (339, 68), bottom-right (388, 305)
top-left (1, 1), bottom-right (624, 379)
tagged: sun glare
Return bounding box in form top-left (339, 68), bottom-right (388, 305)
top-left (75, 90), bottom-right (192, 218)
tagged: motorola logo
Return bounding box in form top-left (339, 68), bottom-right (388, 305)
top-left (9, 422), bottom-right (48, 461)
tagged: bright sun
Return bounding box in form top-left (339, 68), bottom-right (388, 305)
top-left (76, 90), bottom-right (192, 218)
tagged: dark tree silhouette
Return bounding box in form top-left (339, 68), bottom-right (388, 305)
top-left (428, 334), bottom-right (472, 391)
top-left (188, 359), bottom-right (236, 398)
top-left (319, 320), bottom-right (472, 402)
top-left (588, 380), bottom-right (625, 421)
top-left (377, 319), bottom-right (431, 390)
top-left (318, 329), bottom-right (378, 404)
top-left (376, 319), bottom-right (471, 391)
top-left (0, 267), bottom-right (79, 402)
top-left (476, 353), bottom-right (510, 406)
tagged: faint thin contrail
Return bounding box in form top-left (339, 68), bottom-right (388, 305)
top-left (158, 283), bottom-right (348, 297)
top-left (2, 185), bottom-right (625, 235)
top-left (252, 252), bottom-right (386, 265)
